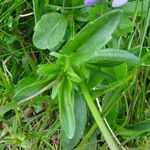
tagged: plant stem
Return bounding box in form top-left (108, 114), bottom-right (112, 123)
top-left (80, 82), bottom-right (120, 150)
top-left (77, 123), bottom-right (97, 149)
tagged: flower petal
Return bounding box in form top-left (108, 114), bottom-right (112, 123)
top-left (84, 0), bottom-right (97, 7)
top-left (112, 0), bottom-right (128, 8)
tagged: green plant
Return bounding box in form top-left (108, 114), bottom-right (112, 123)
top-left (0, 0), bottom-right (150, 149)
top-left (14, 9), bottom-right (140, 150)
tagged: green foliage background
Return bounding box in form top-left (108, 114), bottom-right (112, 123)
top-left (0, 0), bottom-right (150, 149)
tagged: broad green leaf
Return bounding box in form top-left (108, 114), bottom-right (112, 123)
top-left (33, 12), bottom-right (68, 49)
top-left (57, 55), bottom-right (70, 72)
top-left (70, 49), bottom-right (140, 66)
top-left (14, 76), bottom-right (36, 92)
top-left (114, 63), bottom-right (127, 80)
top-left (14, 75), bottom-right (57, 104)
top-left (86, 64), bottom-right (116, 88)
top-left (61, 10), bottom-right (121, 55)
top-left (128, 118), bottom-right (150, 132)
top-left (92, 72), bottom-right (134, 99)
top-left (117, 118), bottom-right (150, 139)
top-left (61, 92), bottom-right (87, 150)
top-left (117, 127), bottom-right (139, 139)
top-left (58, 77), bottom-right (75, 139)
top-left (67, 67), bottom-right (81, 83)
top-left (37, 64), bottom-right (60, 76)
top-left (101, 67), bottom-right (116, 80)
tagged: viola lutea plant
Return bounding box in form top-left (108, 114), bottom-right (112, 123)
top-left (14, 8), bottom-right (140, 150)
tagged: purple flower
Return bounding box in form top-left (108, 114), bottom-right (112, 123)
top-left (84, 0), bottom-right (97, 7)
top-left (112, 0), bottom-right (128, 8)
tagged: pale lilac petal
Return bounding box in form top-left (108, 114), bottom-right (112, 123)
top-left (84, 0), bottom-right (97, 7)
top-left (112, 0), bottom-right (128, 7)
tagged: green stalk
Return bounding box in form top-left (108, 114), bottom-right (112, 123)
top-left (32, 0), bottom-right (46, 24)
top-left (77, 123), bottom-right (97, 149)
top-left (139, 0), bottom-right (150, 57)
top-left (80, 82), bottom-right (119, 150)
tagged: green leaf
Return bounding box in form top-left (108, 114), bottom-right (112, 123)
top-left (57, 55), bottom-right (70, 72)
top-left (117, 118), bottom-right (150, 139)
top-left (61, 91), bottom-right (87, 150)
top-left (101, 67), bottom-right (116, 81)
top-left (114, 63), bottom-right (127, 80)
top-left (117, 127), bottom-right (139, 139)
top-left (71, 49), bottom-right (140, 66)
top-left (58, 77), bottom-right (75, 139)
top-left (61, 10), bottom-right (121, 55)
top-left (14, 77), bottom-right (36, 92)
top-left (14, 75), bottom-right (57, 104)
top-left (128, 118), bottom-right (150, 132)
top-left (33, 12), bottom-right (68, 49)
top-left (67, 67), bottom-right (81, 83)
top-left (86, 65), bottom-right (116, 88)
top-left (37, 64), bottom-right (61, 76)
